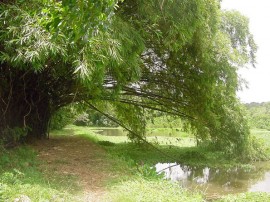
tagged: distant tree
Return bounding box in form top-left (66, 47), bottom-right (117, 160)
top-left (49, 105), bottom-right (77, 130)
top-left (245, 102), bottom-right (270, 130)
top-left (0, 0), bottom-right (256, 152)
top-left (73, 109), bottom-right (118, 127)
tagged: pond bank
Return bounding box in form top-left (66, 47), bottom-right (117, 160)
top-left (1, 125), bottom-right (270, 201)
top-left (68, 125), bottom-right (270, 201)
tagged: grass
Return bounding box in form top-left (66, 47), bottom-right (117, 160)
top-left (0, 142), bottom-right (207, 201)
top-left (66, 125), bottom-right (254, 168)
top-left (147, 127), bottom-right (190, 137)
top-left (217, 192), bottom-right (270, 202)
top-left (69, 125), bottom-right (270, 201)
top-left (78, 126), bottom-right (270, 201)
top-left (1, 125), bottom-right (270, 201)
top-left (251, 129), bottom-right (270, 148)
top-left (0, 146), bottom-right (80, 202)
top-left (104, 178), bottom-right (203, 202)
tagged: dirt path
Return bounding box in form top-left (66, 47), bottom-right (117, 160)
top-left (31, 134), bottom-right (117, 201)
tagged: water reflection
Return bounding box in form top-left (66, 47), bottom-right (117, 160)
top-left (155, 162), bottom-right (270, 199)
top-left (95, 128), bottom-right (126, 136)
top-left (249, 172), bottom-right (270, 192)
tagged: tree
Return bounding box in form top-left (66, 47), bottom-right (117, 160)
top-left (245, 102), bottom-right (270, 130)
top-left (0, 0), bottom-right (256, 153)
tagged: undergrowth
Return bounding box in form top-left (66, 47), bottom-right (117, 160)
top-left (0, 146), bottom-right (79, 202)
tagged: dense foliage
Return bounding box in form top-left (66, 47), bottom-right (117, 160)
top-left (49, 106), bottom-right (77, 130)
top-left (245, 102), bottom-right (270, 130)
top-left (0, 0), bottom-right (256, 153)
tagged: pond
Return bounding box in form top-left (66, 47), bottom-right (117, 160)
top-left (92, 127), bottom-right (184, 137)
top-left (155, 162), bottom-right (270, 200)
top-left (94, 128), bottom-right (126, 136)
top-left (90, 127), bottom-right (270, 198)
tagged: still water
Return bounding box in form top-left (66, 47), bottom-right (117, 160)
top-left (92, 128), bottom-right (270, 198)
top-left (94, 128), bottom-right (126, 136)
top-left (155, 162), bottom-right (270, 199)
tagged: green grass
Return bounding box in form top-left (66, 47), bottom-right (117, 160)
top-left (248, 129), bottom-right (270, 159)
top-left (66, 125), bottom-right (255, 168)
top-left (51, 125), bottom-right (207, 201)
top-left (2, 125), bottom-right (270, 201)
top-left (66, 125), bottom-right (270, 201)
top-left (60, 125), bottom-right (270, 168)
top-left (0, 146), bottom-right (80, 202)
top-left (104, 178), bottom-right (203, 202)
top-left (73, 125), bottom-right (270, 202)
top-left (251, 129), bottom-right (270, 147)
top-left (147, 127), bottom-right (191, 137)
top-left (217, 192), bottom-right (270, 202)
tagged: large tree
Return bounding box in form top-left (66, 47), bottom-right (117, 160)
top-left (0, 0), bottom-right (256, 152)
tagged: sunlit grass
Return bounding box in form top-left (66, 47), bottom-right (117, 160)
top-left (103, 178), bottom-right (203, 202)
top-left (217, 192), bottom-right (270, 202)
top-left (63, 125), bottom-right (255, 168)
top-left (63, 125), bottom-right (195, 146)
top-left (0, 146), bottom-right (79, 202)
top-left (2, 126), bottom-right (270, 201)
top-left (251, 129), bottom-right (270, 146)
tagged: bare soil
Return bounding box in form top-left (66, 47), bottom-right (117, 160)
top-left (31, 134), bottom-right (119, 201)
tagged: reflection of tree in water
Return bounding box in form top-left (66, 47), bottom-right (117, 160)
top-left (194, 164), bottom-right (269, 190)
top-left (155, 162), bottom-right (270, 196)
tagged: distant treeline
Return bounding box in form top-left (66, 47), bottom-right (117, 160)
top-left (245, 102), bottom-right (270, 130)
top-left (50, 102), bottom-right (270, 131)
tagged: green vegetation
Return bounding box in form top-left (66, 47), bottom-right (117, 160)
top-left (0, 0), bottom-right (257, 154)
top-left (1, 0), bottom-right (269, 201)
top-left (49, 105), bottom-right (78, 130)
top-left (0, 146), bottom-right (79, 201)
top-left (70, 125), bottom-right (268, 166)
top-left (0, 127), bottom-right (203, 201)
top-left (245, 102), bottom-right (270, 130)
top-left (250, 129), bottom-right (270, 157)
top-left (105, 179), bottom-right (203, 202)
top-left (71, 126), bottom-right (270, 201)
top-left (1, 126), bottom-right (270, 201)
top-left (218, 192), bottom-right (270, 202)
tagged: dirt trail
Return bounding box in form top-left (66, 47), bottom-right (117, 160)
top-left (31, 135), bottom-right (117, 201)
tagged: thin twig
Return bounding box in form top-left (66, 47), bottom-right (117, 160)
top-left (3, 69), bottom-right (13, 115)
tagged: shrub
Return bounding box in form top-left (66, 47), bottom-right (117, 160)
top-left (50, 106), bottom-right (77, 130)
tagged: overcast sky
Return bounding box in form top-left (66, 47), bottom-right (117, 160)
top-left (221, 0), bottom-right (270, 103)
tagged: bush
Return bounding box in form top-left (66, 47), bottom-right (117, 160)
top-left (73, 113), bottom-right (90, 126)
top-left (74, 110), bottom-right (118, 127)
top-left (0, 127), bottom-right (29, 148)
top-left (50, 106), bottom-right (77, 130)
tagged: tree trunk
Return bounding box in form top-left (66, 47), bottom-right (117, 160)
top-left (0, 65), bottom-right (53, 144)
top-left (1, 62), bottom-right (78, 145)
top-left (0, 91), bottom-right (52, 144)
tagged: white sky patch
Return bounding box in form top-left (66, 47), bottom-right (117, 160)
top-left (222, 0), bottom-right (270, 103)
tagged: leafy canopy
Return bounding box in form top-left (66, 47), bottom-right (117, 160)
top-left (0, 0), bottom-right (256, 153)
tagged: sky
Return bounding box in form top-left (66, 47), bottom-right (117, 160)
top-left (221, 0), bottom-right (270, 103)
